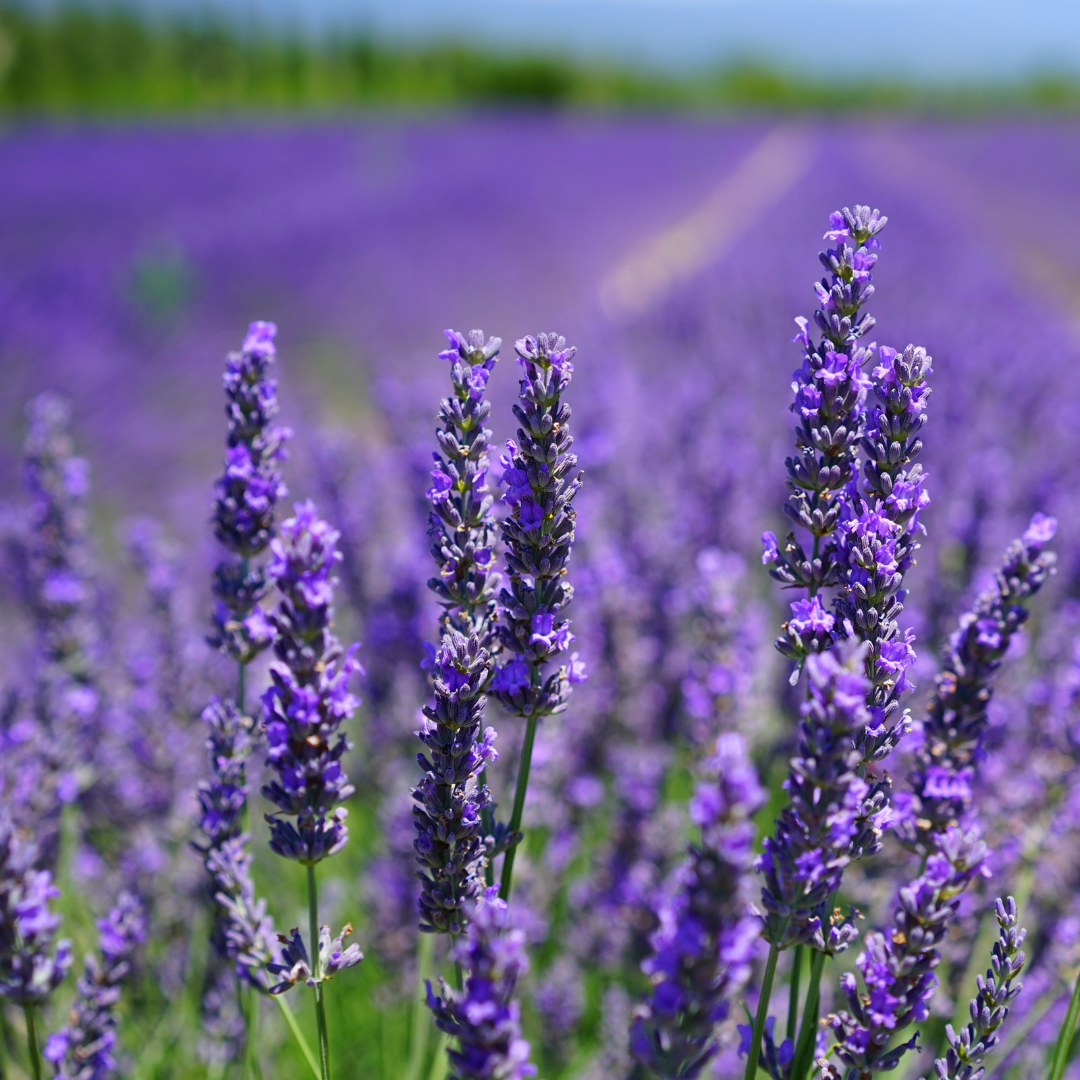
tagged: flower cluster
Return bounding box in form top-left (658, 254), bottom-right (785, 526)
top-left (11, 394), bottom-right (99, 864)
top-left (630, 734), bottom-right (764, 1079)
top-left (412, 633), bottom-right (498, 934)
top-left (267, 924), bottom-right (362, 995)
top-left (426, 329), bottom-right (503, 646)
top-left (836, 342), bottom-right (933, 763)
top-left (491, 333), bottom-right (585, 716)
top-left (765, 207), bottom-right (884, 656)
top-left (426, 888), bottom-right (536, 1080)
top-left (758, 648), bottom-right (881, 951)
top-left (193, 699), bottom-right (277, 992)
top-left (931, 896), bottom-right (1025, 1080)
top-left (261, 501), bottom-right (362, 865)
top-left (822, 827), bottom-right (990, 1080)
top-left (898, 515), bottom-right (1057, 856)
top-left (44, 892), bottom-right (145, 1080)
top-left (210, 321), bottom-right (290, 665)
top-left (0, 813), bottom-right (70, 1006)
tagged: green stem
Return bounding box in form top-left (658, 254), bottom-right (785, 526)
top-left (453, 960), bottom-right (464, 993)
top-left (498, 712), bottom-right (539, 901)
top-left (479, 769), bottom-right (494, 888)
top-left (790, 951), bottom-right (826, 1080)
top-left (244, 986), bottom-right (264, 1080)
top-left (273, 995), bottom-right (321, 1080)
top-left (1048, 965), bottom-right (1080, 1080)
top-left (427, 1032), bottom-right (450, 1080)
top-left (405, 933), bottom-right (435, 1080)
top-left (787, 946), bottom-right (803, 1042)
top-left (22, 1008), bottom-right (41, 1080)
top-left (743, 940), bottom-right (782, 1080)
top-left (307, 865), bottom-right (331, 1080)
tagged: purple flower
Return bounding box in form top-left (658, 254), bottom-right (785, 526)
top-left (758, 647), bottom-right (876, 951)
top-left (45, 892), bottom-right (145, 1080)
top-left (261, 502), bottom-right (362, 865)
top-left (0, 813), bottom-right (71, 1006)
top-left (413, 634), bottom-right (499, 934)
top-left (765, 207), bottom-right (883, 607)
top-left (491, 332), bottom-right (584, 721)
top-left (426, 889), bottom-right (537, 1080)
top-left (899, 521), bottom-right (1057, 857)
top-left (631, 734), bottom-right (764, 1079)
top-left (1022, 512), bottom-right (1057, 547)
top-left (209, 322), bottom-right (290, 665)
top-left (427, 329), bottom-right (503, 646)
top-left (761, 531), bottom-right (779, 565)
top-left (822, 828), bottom-right (989, 1080)
top-left (931, 897), bottom-right (1025, 1080)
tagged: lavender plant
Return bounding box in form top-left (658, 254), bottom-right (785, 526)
top-left (491, 332), bottom-right (585, 899)
top-left (43, 892), bottom-right (145, 1080)
top-left (931, 897), bottom-right (1026, 1080)
top-left (0, 812), bottom-right (71, 1080)
top-left (199, 320), bottom-right (290, 1075)
top-left (413, 330), bottom-right (503, 936)
top-left (261, 500), bottom-right (364, 1079)
top-left (425, 888), bottom-right (537, 1080)
top-left (629, 733), bottom-right (763, 1080)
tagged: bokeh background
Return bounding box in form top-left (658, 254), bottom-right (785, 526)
top-left (3, 4), bottom-right (1080, 1080)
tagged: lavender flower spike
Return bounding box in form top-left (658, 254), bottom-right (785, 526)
top-left (427, 329), bottom-right (503, 646)
top-left (492, 332), bottom-right (584, 718)
top-left (766, 207), bottom-right (883, 659)
top-left (837, 341), bottom-right (933, 763)
top-left (209, 320), bottom-right (290, 666)
top-left (262, 500), bottom-right (362, 865)
top-left (426, 887), bottom-right (537, 1080)
top-left (412, 632), bottom-right (498, 934)
top-left (0, 813), bottom-right (71, 1006)
top-left (193, 699), bottom-right (278, 992)
top-left (931, 897), bottom-right (1025, 1080)
top-left (758, 647), bottom-right (881, 952)
top-left (43, 892), bottom-right (145, 1080)
top-left (897, 515), bottom-right (1057, 857)
top-left (630, 734), bottom-right (764, 1080)
top-left (492, 332), bottom-right (585, 898)
top-left (822, 826), bottom-right (990, 1080)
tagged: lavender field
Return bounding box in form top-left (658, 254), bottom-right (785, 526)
top-left (2, 115), bottom-right (1080, 1080)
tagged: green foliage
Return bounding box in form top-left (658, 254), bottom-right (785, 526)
top-left (2, 3), bottom-right (1080, 114)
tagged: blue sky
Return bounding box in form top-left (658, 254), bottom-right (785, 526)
top-left (130, 0), bottom-right (1080, 79)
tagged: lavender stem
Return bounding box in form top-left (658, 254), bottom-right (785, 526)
top-left (22, 1008), bottom-right (41, 1080)
top-left (306, 865), bottom-right (331, 1080)
top-left (273, 995), bottom-right (320, 1080)
top-left (404, 933), bottom-right (435, 1080)
top-left (498, 712), bottom-right (539, 901)
top-left (1048, 968), bottom-right (1080, 1080)
top-left (742, 938), bottom-right (782, 1080)
top-left (787, 946), bottom-right (803, 1041)
top-left (790, 949), bottom-right (826, 1080)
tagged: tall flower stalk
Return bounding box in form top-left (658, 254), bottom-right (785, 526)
top-left (202, 320), bottom-right (289, 1074)
top-left (821, 827), bottom-right (989, 1080)
top-left (425, 888), bottom-right (537, 1080)
top-left (413, 330), bottom-right (504, 937)
top-left (261, 502), bottom-right (364, 1080)
top-left (897, 515), bottom-right (1057, 856)
top-left (762, 206), bottom-right (884, 667)
top-left (0, 813), bottom-right (71, 1080)
top-left (43, 892), bottom-right (145, 1080)
top-left (491, 332), bottom-right (585, 900)
top-left (630, 734), bottom-right (763, 1079)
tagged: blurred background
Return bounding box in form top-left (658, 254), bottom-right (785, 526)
top-left (3, 4), bottom-right (1080, 1080)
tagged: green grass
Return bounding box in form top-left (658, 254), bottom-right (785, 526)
top-left (2, 3), bottom-right (1080, 115)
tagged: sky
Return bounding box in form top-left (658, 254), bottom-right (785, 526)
top-left (84, 0), bottom-right (1080, 79)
